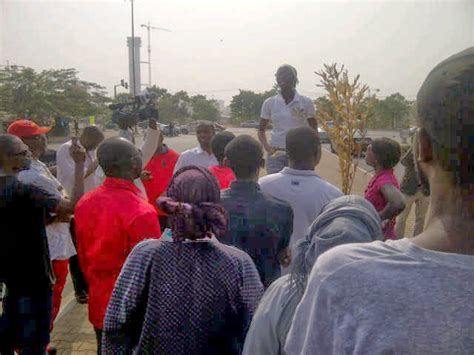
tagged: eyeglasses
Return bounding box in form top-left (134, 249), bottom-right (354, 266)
top-left (23, 135), bottom-right (45, 141)
top-left (10, 149), bottom-right (29, 157)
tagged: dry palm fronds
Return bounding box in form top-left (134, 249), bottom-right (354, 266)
top-left (315, 64), bottom-right (375, 194)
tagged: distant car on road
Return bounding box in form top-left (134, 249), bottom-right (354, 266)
top-left (240, 120), bottom-right (260, 128)
top-left (179, 126), bottom-right (189, 135)
top-left (183, 121), bottom-right (226, 134)
top-left (105, 122), bottom-right (118, 130)
top-left (239, 120), bottom-right (272, 129)
top-left (318, 127), bottom-right (330, 143)
top-left (330, 130), bottom-right (372, 157)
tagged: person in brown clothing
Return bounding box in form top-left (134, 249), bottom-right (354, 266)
top-left (395, 132), bottom-right (430, 238)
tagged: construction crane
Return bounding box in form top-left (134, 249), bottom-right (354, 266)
top-left (140, 22), bottom-right (172, 87)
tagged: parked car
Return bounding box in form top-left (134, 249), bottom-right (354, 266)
top-left (239, 120), bottom-right (272, 129)
top-left (330, 130), bottom-right (372, 157)
top-left (105, 122), bottom-right (118, 130)
top-left (159, 123), bottom-right (180, 137)
top-left (183, 121), bottom-right (226, 134)
top-left (240, 120), bottom-right (260, 128)
top-left (179, 125), bottom-right (189, 135)
top-left (318, 127), bottom-right (330, 143)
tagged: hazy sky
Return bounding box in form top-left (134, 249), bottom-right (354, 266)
top-left (1, 0), bottom-right (473, 104)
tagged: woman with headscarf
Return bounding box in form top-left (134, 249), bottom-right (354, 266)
top-left (242, 195), bottom-right (383, 355)
top-left (102, 166), bottom-right (264, 354)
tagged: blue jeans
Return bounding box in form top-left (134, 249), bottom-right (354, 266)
top-left (0, 286), bottom-right (52, 354)
top-left (266, 152), bottom-right (288, 174)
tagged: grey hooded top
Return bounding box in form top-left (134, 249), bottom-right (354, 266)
top-left (243, 195), bottom-right (383, 355)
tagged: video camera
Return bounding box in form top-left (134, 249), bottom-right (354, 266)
top-left (109, 89), bottom-right (159, 127)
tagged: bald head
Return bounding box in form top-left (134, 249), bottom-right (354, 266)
top-left (0, 133), bottom-right (31, 173)
top-left (417, 46), bottom-right (474, 188)
top-left (0, 134), bottom-right (22, 156)
top-left (80, 125), bottom-right (104, 151)
top-left (97, 137), bottom-right (142, 180)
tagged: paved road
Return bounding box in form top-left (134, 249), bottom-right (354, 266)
top-left (322, 129), bottom-right (405, 180)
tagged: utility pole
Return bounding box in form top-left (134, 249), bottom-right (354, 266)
top-left (140, 22), bottom-right (171, 87)
top-left (130, 0), bottom-right (136, 96)
top-left (114, 80), bottom-right (129, 98)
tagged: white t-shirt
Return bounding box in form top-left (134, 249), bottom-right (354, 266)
top-left (285, 238), bottom-right (474, 354)
top-left (261, 91), bottom-right (315, 149)
top-left (173, 146), bottom-right (218, 174)
top-left (57, 140), bottom-right (99, 196)
top-left (18, 159), bottom-right (76, 260)
top-left (259, 167), bottom-right (342, 250)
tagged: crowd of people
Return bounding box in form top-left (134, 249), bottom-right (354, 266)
top-left (0, 48), bottom-right (473, 354)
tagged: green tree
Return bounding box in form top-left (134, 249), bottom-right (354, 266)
top-left (314, 96), bottom-right (339, 122)
top-left (154, 90), bottom-right (190, 124)
top-left (229, 88), bottom-right (277, 123)
top-left (372, 93), bottom-right (412, 129)
top-left (190, 95), bottom-right (220, 122)
top-left (0, 66), bottom-right (110, 122)
top-left (147, 85), bottom-right (170, 100)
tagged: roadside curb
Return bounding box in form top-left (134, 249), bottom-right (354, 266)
top-left (321, 146), bottom-right (373, 178)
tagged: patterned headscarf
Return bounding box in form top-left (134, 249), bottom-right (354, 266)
top-left (157, 166), bottom-right (227, 241)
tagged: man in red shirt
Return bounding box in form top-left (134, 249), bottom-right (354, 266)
top-left (141, 130), bottom-right (179, 228)
top-left (74, 137), bottom-right (161, 352)
top-left (208, 131), bottom-right (236, 189)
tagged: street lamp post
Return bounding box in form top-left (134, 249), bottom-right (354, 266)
top-left (114, 80), bottom-right (129, 98)
top-left (140, 22), bottom-right (171, 87)
top-left (130, 0), bottom-right (136, 96)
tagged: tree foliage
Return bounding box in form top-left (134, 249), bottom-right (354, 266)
top-left (190, 95), bottom-right (220, 122)
top-left (315, 92), bottom-right (413, 130)
top-left (148, 86), bottom-right (220, 123)
top-left (146, 86), bottom-right (190, 124)
top-left (315, 63), bottom-right (375, 194)
top-left (0, 66), bottom-right (110, 123)
top-left (371, 93), bottom-right (412, 129)
top-left (229, 88), bottom-right (277, 123)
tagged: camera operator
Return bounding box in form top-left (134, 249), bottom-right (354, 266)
top-left (117, 113), bottom-right (138, 144)
top-left (108, 92), bottom-right (161, 200)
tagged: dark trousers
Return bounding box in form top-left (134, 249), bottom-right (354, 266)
top-left (0, 286), bottom-right (52, 354)
top-left (69, 218), bottom-right (88, 295)
top-left (94, 327), bottom-right (102, 355)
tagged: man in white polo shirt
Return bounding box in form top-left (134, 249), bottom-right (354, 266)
top-left (258, 65), bottom-right (317, 174)
top-left (173, 121), bottom-right (218, 174)
top-left (259, 127), bottom-right (342, 271)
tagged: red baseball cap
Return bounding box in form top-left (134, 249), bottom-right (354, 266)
top-left (7, 119), bottom-right (52, 138)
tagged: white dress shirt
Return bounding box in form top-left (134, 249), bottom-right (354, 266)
top-left (18, 159), bottom-right (76, 260)
top-left (173, 146), bottom-right (218, 174)
top-left (260, 91), bottom-right (316, 149)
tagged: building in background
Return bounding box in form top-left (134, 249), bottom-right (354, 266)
top-left (127, 37), bottom-right (142, 96)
